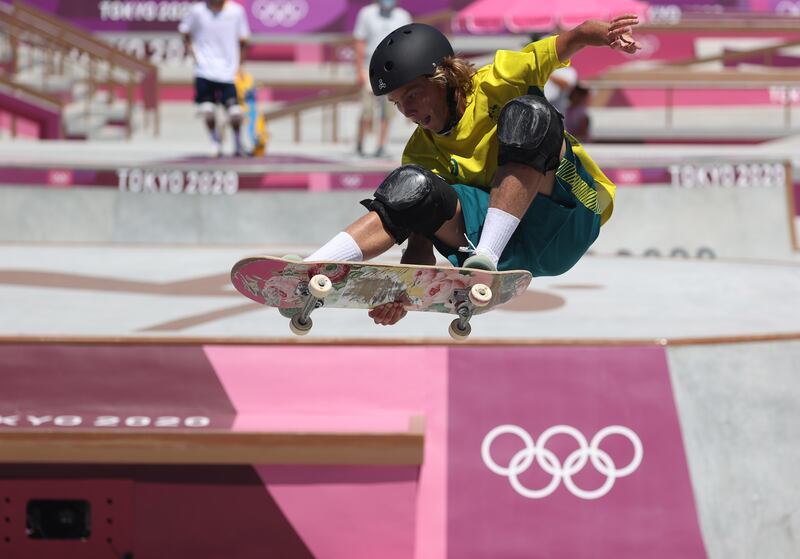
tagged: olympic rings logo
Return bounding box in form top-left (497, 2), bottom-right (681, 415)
top-left (251, 0), bottom-right (309, 28)
top-left (481, 424), bottom-right (644, 500)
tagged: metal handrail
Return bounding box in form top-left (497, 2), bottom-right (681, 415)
top-left (0, 72), bottom-right (64, 137)
top-left (12, 1), bottom-right (155, 75)
top-left (0, 0), bottom-right (160, 137)
top-left (640, 18), bottom-right (800, 32)
top-left (0, 72), bottom-right (62, 109)
top-left (262, 85), bottom-right (362, 143)
top-left (587, 36), bottom-right (800, 129)
top-left (661, 37), bottom-right (800, 67)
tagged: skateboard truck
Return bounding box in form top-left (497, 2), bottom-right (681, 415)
top-left (448, 283), bottom-right (492, 340)
top-left (289, 277), bottom-right (492, 340)
top-left (288, 274), bottom-right (332, 336)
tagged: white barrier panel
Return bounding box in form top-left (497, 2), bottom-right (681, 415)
top-left (591, 179), bottom-right (795, 260)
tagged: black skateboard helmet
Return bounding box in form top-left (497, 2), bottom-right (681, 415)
top-left (369, 23), bottom-right (454, 96)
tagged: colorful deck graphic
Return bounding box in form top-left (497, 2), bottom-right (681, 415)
top-left (232, 256), bottom-right (531, 315)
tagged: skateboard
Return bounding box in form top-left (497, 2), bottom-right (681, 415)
top-left (231, 256), bottom-right (532, 339)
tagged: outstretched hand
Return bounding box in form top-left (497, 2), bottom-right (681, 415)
top-left (368, 302), bottom-right (408, 326)
top-left (556, 14), bottom-right (642, 62)
top-left (606, 14), bottom-right (641, 54)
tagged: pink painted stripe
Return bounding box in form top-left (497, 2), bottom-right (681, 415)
top-left (203, 345), bottom-right (449, 559)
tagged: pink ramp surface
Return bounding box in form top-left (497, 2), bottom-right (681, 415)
top-left (0, 344), bottom-right (237, 429)
top-left (204, 345), bottom-right (449, 559)
top-left (447, 346), bottom-right (707, 559)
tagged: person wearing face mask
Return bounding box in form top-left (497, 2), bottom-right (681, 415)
top-left (180, 0), bottom-right (250, 157)
top-left (353, 0), bottom-right (412, 158)
top-left (303, 19), bottom-right (641, 326)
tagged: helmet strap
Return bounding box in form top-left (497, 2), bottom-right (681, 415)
top-left (437, 85), bottom-right (459, 136)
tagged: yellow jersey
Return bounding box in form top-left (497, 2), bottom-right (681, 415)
top-left (401, 36), bottom-right (615, 224)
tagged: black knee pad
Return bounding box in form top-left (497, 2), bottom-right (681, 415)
top-left (497, 95), bottom-right (564, 173)
top-left (361, 164), bottom-right (458, 244)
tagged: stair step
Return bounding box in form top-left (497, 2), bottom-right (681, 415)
top-left (14, 72), bottom-right (74, 94)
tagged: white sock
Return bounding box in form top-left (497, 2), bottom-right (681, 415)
top-left (305, 231), bottom-right (363, 262)
top-left (475, 208), bottom-right (520, 266)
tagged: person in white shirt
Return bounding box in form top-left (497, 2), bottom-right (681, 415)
top-left (544, 65), bottom-right (578, 116)
top-left (353, 0), bottom-right (412, 158)
top-left (180, 0), bottom-right (251, 157)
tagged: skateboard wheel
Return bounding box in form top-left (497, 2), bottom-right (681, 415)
top-left (308, 274), bottom-right (333, 299)
top-left (289, 314), bottom-right (313, 336)
top-left (448, 319), bottom-right (472, 341)
top-left (469, 283), bottom-right (492, 307)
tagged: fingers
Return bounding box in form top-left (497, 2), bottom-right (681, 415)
top-left (609, 14), bottom-right (640, 28)
top-left (368, 302), bottom-right (408, 326)
top-left (610, 34), bottom-right (642, 53)
top-left (607, 14), bottom-right (641, 53)
top-left (607, 15), bottom-right (639, 37)
top-left (622, 40), bottom-right (642, 54)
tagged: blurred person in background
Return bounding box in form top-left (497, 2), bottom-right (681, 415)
top-left (304, 17), bottom-right (640, 326)
top-left (180, 0), bottom-right (251, 157)
top-left (353, 0), bottom-right (412, 158)
top-left (565, 83), bottom-right (591, 142)
top-left (544, 65), bottom-right (578, 116)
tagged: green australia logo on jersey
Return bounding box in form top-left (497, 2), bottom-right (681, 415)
top-left (488, 103), bottom-right (501, 122)
top-left (450, 157), bottom-right (460, 178)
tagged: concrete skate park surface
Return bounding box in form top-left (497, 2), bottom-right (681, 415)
top-left (1, 244), bottom-right (799, 342)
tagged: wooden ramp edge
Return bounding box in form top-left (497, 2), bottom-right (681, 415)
top-left (0, 420), bottom-right (425, 466)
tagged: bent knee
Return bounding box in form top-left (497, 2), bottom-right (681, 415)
top-left (359, 164), bottom-right (458, 243)
top-left (497, 95), bottom-right (564, 174)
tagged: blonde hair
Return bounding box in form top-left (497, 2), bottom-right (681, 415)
top-left (429, 56), bottom-right (476, 109)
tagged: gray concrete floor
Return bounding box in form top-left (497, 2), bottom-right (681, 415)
top-left (1, 244), bottom-right (798, 342)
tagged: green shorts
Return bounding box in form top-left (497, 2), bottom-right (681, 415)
top-left (432, 141), bottom-right (602, 277)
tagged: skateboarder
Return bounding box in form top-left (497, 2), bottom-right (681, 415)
top-left (180, 0), bottom-right (251, 157)
top-left (304, 17), bottom-right (641, 324)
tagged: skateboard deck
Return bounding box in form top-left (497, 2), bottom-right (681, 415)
top-left (231, 256), bottom-right (532, 338)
